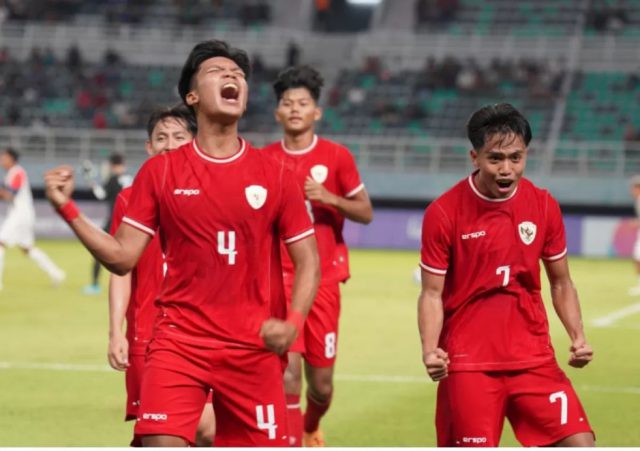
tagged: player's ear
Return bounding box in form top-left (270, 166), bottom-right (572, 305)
top-left (185, 91), bottom-right (198, 107)
top-left (145, 140), bottom-right (153, 157)
top-left (470, 149), bottom-right (479, 168)
top-left (314, 106), bottom-right (323, 122)
top-left (274, 108), bottom-right (283, 125)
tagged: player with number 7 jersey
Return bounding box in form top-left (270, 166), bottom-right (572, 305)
top-left (418, 104), bottom-right (594, 447)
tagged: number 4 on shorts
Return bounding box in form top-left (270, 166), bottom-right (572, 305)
top-left (256, 404), bottom-right (277, 439)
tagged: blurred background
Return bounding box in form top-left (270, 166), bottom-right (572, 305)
top-left (0, 0), bottom-right (639, 254)
top-left (0, 0), bottom-right (639, 446)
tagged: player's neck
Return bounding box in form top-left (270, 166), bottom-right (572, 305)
top-left (283, 130), bottom-right (316, 152)
top-left (196, 122), bottom-right (241, 158)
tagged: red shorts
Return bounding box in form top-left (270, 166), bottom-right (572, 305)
top-left (286, 282), bottom-right (341, 367)
top-left (134, 333), bottom-right (288, 446)
top-left (125, 351), bottom-right (146, 421)
top-left (435, 360), bottom-right (593, 447)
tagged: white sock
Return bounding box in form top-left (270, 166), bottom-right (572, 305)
top-left (0, 246), bottom-right (5, 287)
top-left (28, 247), bottom-right (64, 280)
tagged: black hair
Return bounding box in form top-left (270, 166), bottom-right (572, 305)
top-left (109, 153), bottom-right (125, 166)
top-left (3, 147), bottom-right (19, 162)
top-left (466, 103), bottom-right (532, 150)
top-left (146, 103), bottom-right (197, 138)
top-left (178, 40), bottom-right (251, 107)
top-left (273, 65), bottom-right (324, 102)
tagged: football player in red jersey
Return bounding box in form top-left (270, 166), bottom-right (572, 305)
top-left (107, 104), bottom-right (216, 446)
top-left (44, 40), bottom-right (320, 447)
top-left (418, 103), bottom-right (594, 447)
top-left (263, 66), bottom-right (373, 447)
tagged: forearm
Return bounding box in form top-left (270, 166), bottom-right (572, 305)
top-left (108, 273), bottom-right (131, 338)
top-left (551, 281), bottom-right (586, 342)
top-left (331, 196), bottom-right (373, 224)
top-left (67, 214), bottom-right (133, 275)
top-left (418, 290), bottom-right (444, 353)
top-left (288, 246), bottom-right (320, 318)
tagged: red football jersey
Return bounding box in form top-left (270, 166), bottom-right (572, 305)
top-left (122, 139), bottom-right (314, 348)
top-left (110, 187), bottom-right (165, 354)
top-left (262, 135), bottom-right (364, 284)
top-left (420, 173), bottom-right (567, 372)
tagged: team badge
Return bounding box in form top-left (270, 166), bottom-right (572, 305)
top-left (310, 165), bottom-right (328, 184)
top-left (245, 185), bottom-right (267, 209)
top-left (518, 221), bottom-right (537, 245)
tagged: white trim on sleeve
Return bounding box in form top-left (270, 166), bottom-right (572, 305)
top-left (122, 217), bottom-right (156, 236)
top-left (542, 248), bottom-right (568, 261)
top-left (419, 261), bottom-right (447, 275)
top-left (345, 183), bottom-right (365, 198)
top-left (283, 228), bottom-right (315, 244)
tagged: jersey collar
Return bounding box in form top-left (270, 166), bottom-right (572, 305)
top-left (467, 171), bottom-right (518, 203)
top-left (193, 138), bottom-right (246, 164)
top-left (281, 134), bottom-right (318, 155)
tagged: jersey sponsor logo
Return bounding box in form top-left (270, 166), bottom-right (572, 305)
top-left (462, 437), bottom-right (487, 444)
top-left (245, 185), bottom-right (268, 209)
top-left (141, 412), bottom-right (168, 421)
top-left (173, 188), bottom-right (200, 196)
top-left (461, 230), bottom-right (486, 240)
top-left (310, 164), bottom-right (328, 184)
top-left (518, 221), bottom-right (537, 245)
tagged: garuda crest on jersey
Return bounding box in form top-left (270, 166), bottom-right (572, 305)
top-left (245, 185), bottom-right (267, 209)
top-left (310, 164), bottom-right (328, 184)
top-left (518, 221), bottom-right (537, 245)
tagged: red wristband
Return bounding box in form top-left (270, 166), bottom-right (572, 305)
top-left (56, 200), bottom-right (80, 223)
top-left (286, 310), bottom-right (305, 335)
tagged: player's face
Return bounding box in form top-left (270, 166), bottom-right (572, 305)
top-left (275, 88), bottom-right (321, 135)
top-left (185, 56), bottom-right (248, 124)
top-left (631, 185), bottom-right (640, 198)
top-left (146, 117), bottom-right (193, 156)
top-left (470, 133), bottom-right (527, 199)
top-left (0, 153), bottom-right (12, 170)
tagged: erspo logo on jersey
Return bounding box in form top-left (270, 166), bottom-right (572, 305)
top-left (141, 413), bottom-right (168, 421)
top-left (461, 230), bottom-right (486, 240)
top-left (173, 188), bottom-right (200, 196)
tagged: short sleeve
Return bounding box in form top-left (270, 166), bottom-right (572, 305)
top-left (542, 193), bottom-right (567, 261)
top-left (278, 166), bottom-right (314, 244)
top-left (110, 191), bottom-right (128, 235)
top-left (121, 157), bottom-right (162, 237)
top-left (420, 202), bottom-right (452, 276)
top-left (336, 146), bottom-right (364, 198)
top-left (7, 169), bottom-right (25, 193)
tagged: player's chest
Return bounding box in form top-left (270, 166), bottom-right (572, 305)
top-left (289, 155), bottom-right (339, 191)
top-left (159, 166), bottom-right (278, 226)
top-left (453, 207), bottom-right (545, 257)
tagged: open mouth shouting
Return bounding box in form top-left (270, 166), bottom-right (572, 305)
top-left (221, 83), bottom-right (240, 103)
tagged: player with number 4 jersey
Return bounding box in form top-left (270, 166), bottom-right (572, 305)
top-left (44, 40), bottom-right (320, 447)
top-left (418, 103), bottom-right (594, 447)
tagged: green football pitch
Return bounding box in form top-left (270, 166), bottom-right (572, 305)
top-left (0, 241), bottom-right (638, 446)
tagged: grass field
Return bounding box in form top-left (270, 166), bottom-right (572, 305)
top-left (0, 241), bottom-right (639, 446)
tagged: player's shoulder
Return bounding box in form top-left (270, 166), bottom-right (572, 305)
top-left (316, 136), bottom-right (352, 155)
top-left (141, 141), bottom-right (192, 170)
top-left (117, 185), bottom-right (133, 203)
top-left (431, 176), bottom-right (469, 209)
top-left (260, 140), bottom-right (283, 153)
top-left (518, 177), bottom-right (556, 203)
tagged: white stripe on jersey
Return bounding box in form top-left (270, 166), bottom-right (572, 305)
top-left (419, 261), bottom-right (447, 275)
top-left (122, 217), bottom-right (156, 236)
top-left (283, 228), bottom-right (314, 244)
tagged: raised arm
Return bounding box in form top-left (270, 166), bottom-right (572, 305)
top-left (304, 177), bottom-right (373, 224)
top-left (417, 270), bottom-right (449, 381)
top-left (44, 165), bottom-right (150, 275)
top-left (543, 257), bottom-right (593, 368)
